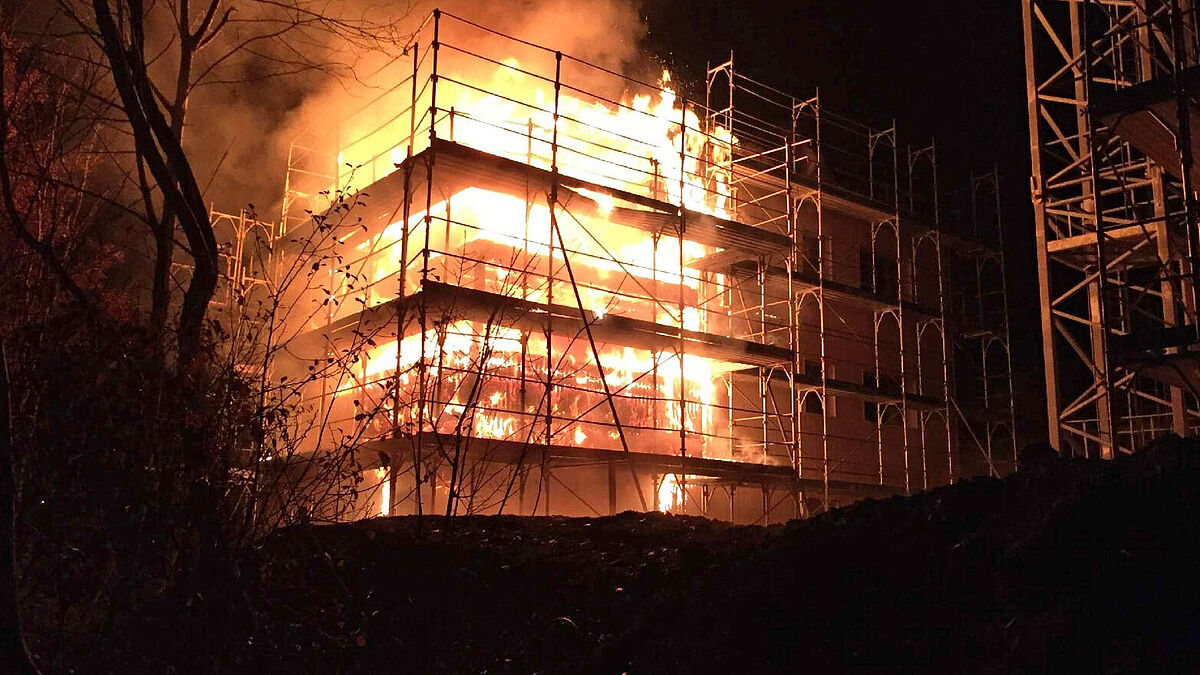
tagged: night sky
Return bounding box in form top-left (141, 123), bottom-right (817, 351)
top-left (643, 0), bottom-right (1045, 439)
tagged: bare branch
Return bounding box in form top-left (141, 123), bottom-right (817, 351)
top-left (0, 33), bottom-right (101, 315)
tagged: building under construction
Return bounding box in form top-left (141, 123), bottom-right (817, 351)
top-left (1024, 1), bottom-right (1200, 457)
top-left (217, 10), bottom-right (1017, 523)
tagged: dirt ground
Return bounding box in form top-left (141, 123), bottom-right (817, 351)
top-left (242, 437), bottom-right (1200, 673)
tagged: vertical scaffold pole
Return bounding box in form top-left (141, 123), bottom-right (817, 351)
top-left (1021, 0), bottom-right (1062, 451)
top-left (937, 233), bottom-right (954, 487)
top-left (678, 98), bottom-right (689, 509)
top-left (542, 50), bottom-right (563, 513)
top-left (807, 92), bottom-right (830, 509)
top-left (890, 125), bottom-right (911, 495)
top-left (415, 9), bottom-right (441, 516)
top-left (785, 93), bottom-right (801, 498)
top-left (1170, 0), bottom-right (1200, 346)
top-left (984, 167), bottom-right (1018, 469)
top-left (930, 145), bottom-right (954, 487)
top-left (389, 39), bottom-right (421, 515)
top-left (1080, 0), bottom-right (1117, 457)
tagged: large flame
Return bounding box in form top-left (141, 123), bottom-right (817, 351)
top-left (657, 473), bottom-right (683, 512)
top-left (317, 55), bottom-right (743, 462)
top-left (340, 63), bottom-right (734, 219)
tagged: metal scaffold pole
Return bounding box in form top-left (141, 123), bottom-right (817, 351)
top-left (541, 49), bottom-right (562, 515)
top-left (889, 124), bottom-right (911, 495)
top-left (784, 91), bottom-right (801, 517)
top-left (975, 169), bottom-right (1018, 470)
top-left (1024, 0), bottom-right (1200, 456)
top-left (414, 8), bottom-right (441, 515)
top-left (1079, 0), bottom-right (1118, 458)
top-left (909, 142), bottom-right (948, 490)
top-left (678, 98), bottom-right (689, 509)
top-left (813, 94), bottom-right (830, 509)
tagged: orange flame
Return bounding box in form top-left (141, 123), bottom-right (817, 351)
top-left (324, 56), bottom-right (739, 460)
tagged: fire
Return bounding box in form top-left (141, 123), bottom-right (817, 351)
top-left (657, 473), bottom-right (683, 512)
top-left (443, 66), bottom-right (725, 213)
top-left (348, 323), bottom-right (730, 452)
top-left (376, 467), bottom-right (391, 516)
top-left (339, 60), bottom-right (734, 220)
top-left (309, 38), bottom-right (750, 466)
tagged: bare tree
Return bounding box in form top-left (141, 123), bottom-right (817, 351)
top-left (0, 339), bottom-right (38, 675)
top-left (88, 0), bottom-right (218, 369)
top-left (0, 2), bottom-right (418, 668)
top-left (5, 0), bottom-right (414, 366)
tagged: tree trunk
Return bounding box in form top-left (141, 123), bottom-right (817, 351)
top-left (149, 210), bottom-right (175, 351)
top-left (92, 0), bottom-right (219, 372)
top-left (0, 338), bottom-right (40, 674)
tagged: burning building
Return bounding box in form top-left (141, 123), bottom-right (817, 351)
top-left (214, 10), bottom-right (1017, 523)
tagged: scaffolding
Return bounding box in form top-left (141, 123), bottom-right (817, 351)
top-left (951, 170), bottom-right (1020, 477)
top-left (241, 9), bottom-right (1018, 521)
top-left (1023, 0), bottom-right (1200, 457)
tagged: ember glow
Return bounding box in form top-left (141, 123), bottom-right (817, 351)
top-left (657, 473), bottom-right (684, 512)
top-left (376, 467), bottom-right (391, 516)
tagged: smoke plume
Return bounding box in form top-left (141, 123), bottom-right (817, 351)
top-left (184, 0), bottom-right (654, 219)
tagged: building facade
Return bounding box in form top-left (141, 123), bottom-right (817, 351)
top-left (218, 10), bottom-right (1017, 523)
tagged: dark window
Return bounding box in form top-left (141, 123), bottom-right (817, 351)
top-left (803, 393), bottom-right (823, 415)
top-left (876, 257), bottom-right (898, 301)
top-left (804, 359), bottom-right (822, 379)
top-left (802, 233), bottom-right (821, 277)
top-left (862, 371), bottom-right (900, 424)
top-left (865, 401), bottom-right (901, 425)
top-left (859, 247), bottom-right (873, 290)
top-left (863, 400), bottom-right (878, 422)
top-left (878, 373), bottom-right (900, 396)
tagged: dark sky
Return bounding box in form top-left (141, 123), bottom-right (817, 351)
top-left (643, 0), bottom-right (1045, 437)
top-left (642, 1), bottom-right (1028, 190)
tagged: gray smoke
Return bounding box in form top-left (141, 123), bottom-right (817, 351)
top-left (183, 0), bottom-right (653, 219)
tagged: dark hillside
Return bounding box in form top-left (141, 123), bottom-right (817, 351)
top-left (236, 437), bottom-right (1200, 673)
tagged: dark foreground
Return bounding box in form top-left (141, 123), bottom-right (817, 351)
top-left (27, 437), bottom-right (1200, 673)
top-left (238, 438), bottom-right (1200, 673)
